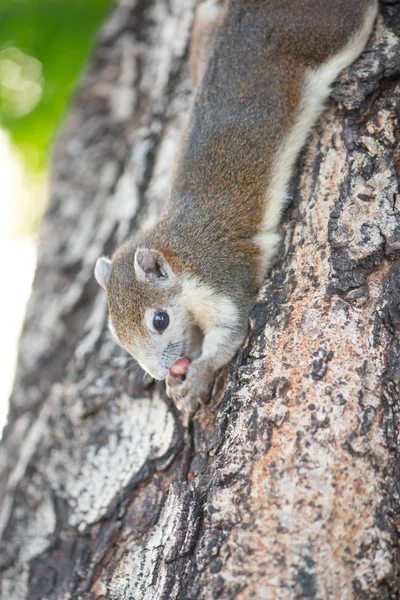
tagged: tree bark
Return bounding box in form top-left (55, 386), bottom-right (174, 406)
top-left (1, 1), bottom-right (400, 598)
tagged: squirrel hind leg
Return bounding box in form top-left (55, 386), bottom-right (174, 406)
top-left (189, 0), bottom-right (224, 86)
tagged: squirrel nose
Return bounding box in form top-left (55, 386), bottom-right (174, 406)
top-left (141, 361), bottom-right (168, 381)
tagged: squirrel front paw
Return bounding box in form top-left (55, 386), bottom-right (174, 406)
top-left (166, 362), bottom-right (212, 422)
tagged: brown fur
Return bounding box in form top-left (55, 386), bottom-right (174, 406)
top-left (140, 0), bottom-right (375, 300)
top-left (107, 241), bottom-right (182, 349)
top-left (97, 0), bottom-right (377, 415)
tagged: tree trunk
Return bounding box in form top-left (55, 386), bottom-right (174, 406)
top-left (1, 1), bottom-right (400, 598)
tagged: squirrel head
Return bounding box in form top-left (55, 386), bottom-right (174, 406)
top-left (95, 244), bottom-right (192, 380)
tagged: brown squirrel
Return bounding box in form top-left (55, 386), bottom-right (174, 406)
top-left (95, 0), bottom-right (378, 418)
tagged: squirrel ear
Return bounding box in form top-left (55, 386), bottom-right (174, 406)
top-left (95, 257), bottom-right (112, 290)
top-left (134, 247), bottom-right (175, 284)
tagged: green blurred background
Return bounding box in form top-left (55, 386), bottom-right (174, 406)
top-left (0, 0), bottom-right (111, 234)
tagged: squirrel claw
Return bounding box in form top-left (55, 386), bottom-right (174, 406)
top-left (166, 365), bottom-right (210, 422)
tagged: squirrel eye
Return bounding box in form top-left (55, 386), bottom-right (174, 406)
top-left (153, 311), bottom-right (169, 333)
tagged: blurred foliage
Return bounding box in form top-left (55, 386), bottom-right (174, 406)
top-left (0, 0), bottom-right (111, 232)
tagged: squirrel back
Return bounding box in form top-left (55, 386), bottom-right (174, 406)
top-left (145, 0), bottom-right (377, 288)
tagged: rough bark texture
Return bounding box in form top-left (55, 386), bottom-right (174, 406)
top-left (1, 1), bottom-right (400, 598)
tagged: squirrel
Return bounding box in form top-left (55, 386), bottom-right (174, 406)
top-left (95, 0), bottom-right (378, 418)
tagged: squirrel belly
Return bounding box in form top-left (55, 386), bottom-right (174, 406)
top-left (95, 0), bottom-right (378, 419)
